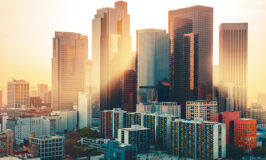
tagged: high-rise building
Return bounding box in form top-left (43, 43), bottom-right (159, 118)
top-left (234, 119), bottom-right (256, 152)
top-left (219, 23), bottom-right (248, 114)
top-left (52, 32), bottom-right (88, 111)
top-left (0, 129), bottom-right (13, 157)
top-left (123, 70), bottom-right (136, 112)
top-left (7, 79), bottom-right (29, 108)
top-left (37, 84), bottom-right (48, 102)
top-left (101, 108), bottom-right (126, 139)
top-left (186, 100), bottom-right (217, 121)
top-left (78, 92), bottom-right (92, 129)
top-left (137, 102), bottom-right (181, 118)
top-left (30, 136), bottom-right (64, 160)
top-left (43, 91), bottom-right (51, 104)
top-left (169, 6), bottom-right (213, 102)
top-left (92, 1), bottom-right (132, 111)
top-left (0, 90), bottom-right (2, 107)
top-left (246, 107), bottom-right (266, 124)
top-left (142, 113), bottom-right (157, 145)
top-left (170, 119), bottom-right (226, 159)
top-left (124, 112), bottom-right (141, 128)
top-left (213, 111), bottom-right (240, 145)
top-left (118, 125), bottom-right (151, 154)
top-left (136, 29), bottom-right (170, 103)
top-left (30, 97), bottom-right (42, 108)
top-left (0, 114), bottom-right (8, 132)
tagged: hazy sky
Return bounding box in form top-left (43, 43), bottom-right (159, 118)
top-left (0, 0), bottom-right (266, 104)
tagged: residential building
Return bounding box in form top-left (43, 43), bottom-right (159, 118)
top-left (92, 1), bottom-right (132, 111)
top-left (124, 112), bottom-right (141, 128)
top-left (213, 111), bottom-right (240, 145)
top-left (51, 110), bottom-right (78, 132)
top-left (0, 114), bottom-right (8, 132)
top-left (123, 70), bottom-right (136, 112)
top-left (104, 140), bottom-right (137, 160)
top-left (137, 102), bottom-right (181, 118)
top-left (78, 92), bottom-right (92, 129)
top-left (136, 29), bottom-right (169, 103)
top-left (186, 100), bottom-right (217, 121)
top-left (170, 119), bottom-right (226, 159)
top-left (52, 32), bottom-right (88, 110)
top-left (234, 118), bottom-right (257, 152)
top-left (118, 125), bottom-right (151, 154)
top-left (246, 105), bottom-right (266, 124)
top-left (30, 136), bottom-right (64, 160)
top-left (169, 6), bottom-right (213, 111)
top-left (219, 23), bottom-right (248, 115)
top-left (7, 79), bottom-right (29, 108)
top-left (37, 84), bottom-right (48, 102)
top-left (100, 108), bottom-right (126, 139)
top-left (141, 113), bottom-right (157, 145)
top-left (30, 97), bottom-right (42, 108)
top-left (0, 129), bottom-right (13, 157)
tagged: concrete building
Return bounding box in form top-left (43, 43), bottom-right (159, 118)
top-left (0, 129), bottom-right (13, 157)
top-left (51, 110), bottom-right (78, 132)
top-left (136, 29), bottom-right (169, 103)
top-left (81, 138), bottom-right (107, 152)
top-left (219, 23), bottom-right (248, 115)
top-left (170, 119), bottom-right (226, 159)
top-left (186, 100), bottom-right (217, 121)
top-left (137, 102), bottom-right (181, 118)
top-left (100, 108), bottom-right (126, 139)
top-left (169, 6), bottom-right (214, 114)
top-left (30, 135), bottom-right (64, 160)
top-left (92, 1), bottom-right (132, 111)
top-left (37, 84), bottom-right (48, 102)
top-left (124, 112), bottom-right (141, 128)
top-left (0, 114), bottom-right (8, 132)
top-left (118, 125), bottom-right (151, 154)
top-left (104, 140), bottom-right (137, 160)
top-left (78, 92), bottom-right (92, 129)
top-left (52, 32), bottom-right (88, 111)
top-left (141, 113), bottom-right (158, 145)
top-left (234, 118), bottom-right (257, 153)
top-left (213, 111), bottom-right (240, 145)
top-left (29, 97), bottom-right (42, 108)
top-left (7, 79), bottom-right (29, 108)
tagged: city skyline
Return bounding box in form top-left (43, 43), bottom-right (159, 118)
top-left (0, 0), bottom-right (266, 105)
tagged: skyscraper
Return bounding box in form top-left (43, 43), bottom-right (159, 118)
top-left (78, 92), bottom-right (92, 129)
top-left (219, 23), bottom-right (248, 114)
top-left (123, 70), bottom-right (136, 112)
top-left (7, 79), bottom-right (29, 108)
top-left (52, 32), bottom-right (88, 111)
top-left (37, 84), bottom-right (48, 102)
top-left (92, 1), bottom-right (132, 111)
top-left (136, 29), bottom-right (170, 103)
top-left (169, 5), bottom-right (213, 101)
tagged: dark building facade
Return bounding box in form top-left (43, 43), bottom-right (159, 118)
top-left (123, 70), bottom-right (136, 112)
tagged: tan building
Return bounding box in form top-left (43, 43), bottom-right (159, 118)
top-left (52, 32), bottom-right (88, 110)
top-left (0, 129), bottom-right (13, 157)
top-left (7, 79), bottom-right (29, 108)
top-left (219, 23), bottom-right (248, 114)
top-left (37, 84), bottom-right (48, 102)
top-left (186, 100), bottom-right (217, 121)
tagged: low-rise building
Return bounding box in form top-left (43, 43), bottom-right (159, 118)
top-left (80, 138), bottom-right (107, 152)
top-left (0, 129), bottom-right (13, 157)
top-left (186, 100), bottom-right (217, 121)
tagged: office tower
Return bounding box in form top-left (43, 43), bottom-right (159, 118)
top-left (137, 102), bottom-right (181, 118)
top-left (0, 129), bottom-right (13, 157)
top-left (30, 97), bottom-right (42, 108)
top-left (213, 111), bottom-right (240, 145)
top-left (136, 29), bottom-right (170, 103)
top-left (118, 125), bottom-right (151, 154)
top-left (156, 115), bottom-right (177, 150)
top-left (37, 84), bottom-right (48, 102)
top-left (234, 119), bottom-right (256, 152)
top-left (219, 23), bottom-right (248, 114)
top-left (52, 32), bottom-right (88, 111)
top-left (101, 108), bottom-right (126, 139)
top-left (0, 90), bottom-right (2, 107)
top-left (78, 92), bottom-right (92, 129)
top-left (30, 136), bottom-right (64, 159)
top-left (0, 114), bottom-right (8, 132)
top-left (104, 140), bottom-right (137, 160)
top-left (92, 1), bottom-right (132, 111)
top-left (7, 79), bottom-right (29, 108)
top-left (186, 100), bottom-right (217, 121)
top-left (123, 70), bottom-right (136, 112)
top-left (258, 93), bottom-right (266, 107)
top-left (170, 119), bottom-right (226, 159)
top-left (124, 112), bottom-right (142, 128)
top-left (169, 6), bottom-right (213, 102)
top-left (157, 81), bottom-right (169, 102)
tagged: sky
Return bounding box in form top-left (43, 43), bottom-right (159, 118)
top-left (0, 0), bottom-right (266, 104)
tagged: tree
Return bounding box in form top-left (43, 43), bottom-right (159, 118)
top-left (227, 145), bottom-right (247, 160)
